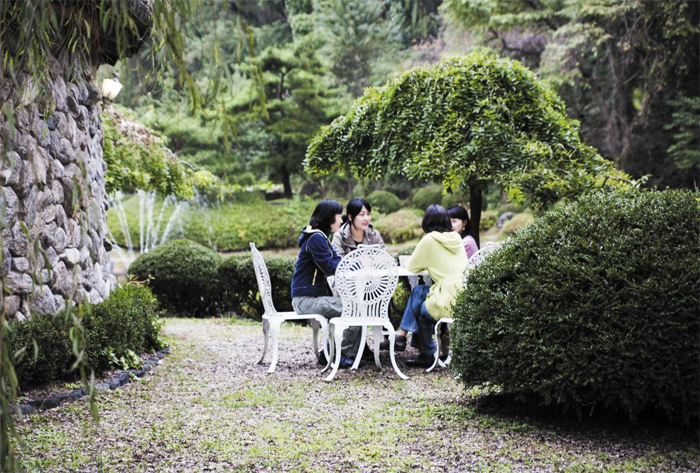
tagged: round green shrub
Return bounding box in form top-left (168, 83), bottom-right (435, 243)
top-left (10, 313), bottom-right (73, 389)
top-left (372, 209), bottom-right (422, 244)
top-left (441, 192), bottom-right (469, 209)
top-left (451, 189), bottom-right (700, 424)
top-left (84, 284), bottom-right (165, 371)
top-left (218, 253), bottom-right (296, 320)
top-left (366, 190), bottom-right (402, 214)
top-left (411, 184), bottom-right (443, 210)
top-left (128, 239), bottom-right (222, 317)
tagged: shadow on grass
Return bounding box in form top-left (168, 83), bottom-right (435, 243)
top-left (435, 390), bottom-right (699, 451)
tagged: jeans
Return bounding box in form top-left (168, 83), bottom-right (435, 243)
top-left (292, 296), bottom-right (362, 358)
top-left (399, 285), bottom-right (436, 355)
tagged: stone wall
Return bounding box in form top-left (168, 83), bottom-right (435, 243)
top-left (0, 69), bottom-right (116, 320)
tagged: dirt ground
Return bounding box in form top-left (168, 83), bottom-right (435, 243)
top-left (16, 318), bottom-right (699, 472)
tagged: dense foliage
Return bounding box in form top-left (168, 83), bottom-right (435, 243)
top-left (451, 189), bottom-right (700, 424)
top-left (218, 254), bottom-right (296, 320)
top-left (372, 209), bottom-right (422, 244)
top-left (366, 190), bottom-right (402, 215)
top-left (10, 285), bottom-right (163, 389)
top-left (305, 52), bottom-right (630, 244)
top-left (128, 240), bottom-right (222, 317)
top-left (411, 184), bottom-right (443, 211)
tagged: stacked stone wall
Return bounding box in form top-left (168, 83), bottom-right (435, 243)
top-left (0, 70), bottom-right (116, 320)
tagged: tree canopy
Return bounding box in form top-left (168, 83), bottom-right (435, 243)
top-left (305, 52), bottom-right (630, 242)
top-left (443, 0), bottom-right (700, 189)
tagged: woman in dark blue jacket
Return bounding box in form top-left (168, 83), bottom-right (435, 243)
top-left (291, 200), bottom-right (365, 367)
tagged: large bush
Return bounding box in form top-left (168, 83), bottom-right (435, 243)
top-left (218, 254), bottom-right (296, 320)
top-left (128, 239), bottom-right (222, 316)
top-left (83, 284), bottom-right (165, 372)
top-left (411, 184), bottom-right (443, 210)
top-left (11, 285), bottom-right (164, 389)
top-left (373, 209), bottom-right (423, 244)
top-left (451, 189), bottom-right (699, 424)
top-left (366, 190), bottom-right (402, 214)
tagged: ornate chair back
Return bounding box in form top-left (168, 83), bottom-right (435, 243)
top-left (335, 245), bottom-right (398, 321)
top-left (250, 242), bottom-right (278, 316)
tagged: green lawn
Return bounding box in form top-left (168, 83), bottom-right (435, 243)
top-left (16, 318), bottom-right (699, 472)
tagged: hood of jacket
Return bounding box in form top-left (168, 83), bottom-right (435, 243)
top-left (428, 231), bottom-right (465, 255)
top-left (297, 226), bottom-right (329, 247)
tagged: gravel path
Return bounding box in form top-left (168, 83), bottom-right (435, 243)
top-left (17, 318), bottom-right (699, 472)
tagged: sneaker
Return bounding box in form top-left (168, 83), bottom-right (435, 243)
top-left (338, 356), bottom-right (355, 369)
top-left (379, 335), bottom-right (406, 352)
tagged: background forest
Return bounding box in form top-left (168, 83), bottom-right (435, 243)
top-left (103, 0), bottom-right (699, 201)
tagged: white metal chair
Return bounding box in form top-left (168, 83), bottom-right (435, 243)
top-left (323, 246), bottom-right (408, 381)
top-left (427, 241), bottom-right (505, 372)
top-left (250, 242), bottom-right (329, 373)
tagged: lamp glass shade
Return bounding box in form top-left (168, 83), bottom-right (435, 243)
top-left (101, 78), bottom-right (123, 101)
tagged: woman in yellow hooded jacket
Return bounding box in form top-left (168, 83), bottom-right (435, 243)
top-left (392, 204), bottom-right (468, 367)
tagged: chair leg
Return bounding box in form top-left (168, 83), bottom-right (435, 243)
top-left (372, 326), bottom-right (382, 370)
top-left (317, 317), bottom-right (330, 361)
top-left (310, 318), bottom-right (321, 362)
top-left (320, 322), bottom-right (333, 373)
top-left (385, 324), bottom-right (408, 380)
top-left (351, 326), bottom-right (368, 370)
top-left (324, 324), bottom-right (344, 382)
top-left (426, 320), bottom-right (441, 373)
top-left (257, 317), bottom-right (270, 365)
top-left (267, 319), bottom-right (283, 374)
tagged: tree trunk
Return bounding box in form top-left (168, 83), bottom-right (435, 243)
top-left (469, 185), bottom-right (482, 248)
top-left (281, 165), bottom-right (292, 198)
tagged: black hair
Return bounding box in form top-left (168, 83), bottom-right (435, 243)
top-left (447, 205), bottom-right (471, 238)
top-left (309, 199), bottom-right (344, 235)
top-left (346, 198), bottom-right (372, 227)
top-left (421, 204), bottom-right (453, 234)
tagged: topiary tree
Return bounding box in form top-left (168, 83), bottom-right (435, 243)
top-left (451, 189), bottom-right (700, 424)
top-left (305, 52), bottom-right (631, 245)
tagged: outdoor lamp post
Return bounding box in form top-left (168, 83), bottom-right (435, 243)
top-left (101, 72), bottom-right (123, 102)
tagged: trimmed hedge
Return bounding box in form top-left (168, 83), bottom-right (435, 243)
top-left (373, 209), bottom-right (422, 244)
top-left (451, 189), bottom-right (700, 424)
top-left (366, 190), bottom-right (402, 214)
top-left (128, 239), bottom-right (221, 317)
top-left (218, 254), bottom-right (296, 320)
top-left (11, 285), bottom-right (164, 389)
top-left (412, 184), bottom-right (443, 210)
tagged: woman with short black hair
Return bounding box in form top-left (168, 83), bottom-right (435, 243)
top-left (290, 199), bottom-right (363, 368)
top-left (383, 205), bottom-right (468, 368)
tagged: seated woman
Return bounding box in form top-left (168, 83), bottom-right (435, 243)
top-left (447, 205), bottom-right (479, 259)
top-left (331, 198), bottom-right (386, 257)
top-left (290, 199), bottom-right (364, 368)
top-left (391, 205), bottom-right (468, 368)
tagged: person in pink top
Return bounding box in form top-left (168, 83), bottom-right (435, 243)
top-left (447, 205), bottom-right (479, 259)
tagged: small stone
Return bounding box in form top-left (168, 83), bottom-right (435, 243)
top-left (60, 248), bottom-right (82, 267)
top-left (31, 285), bottom-right (56, 315)
top-left (41, 205), bottom-right (57, 224)
top-left (15, 311), bottom-right (26, 322)
top-left (4, 295), bottom-right (20, 315)
top-left (5, 272), bottom-right (33, 294)
top-left (11, 257), bottom-right (29, 272)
